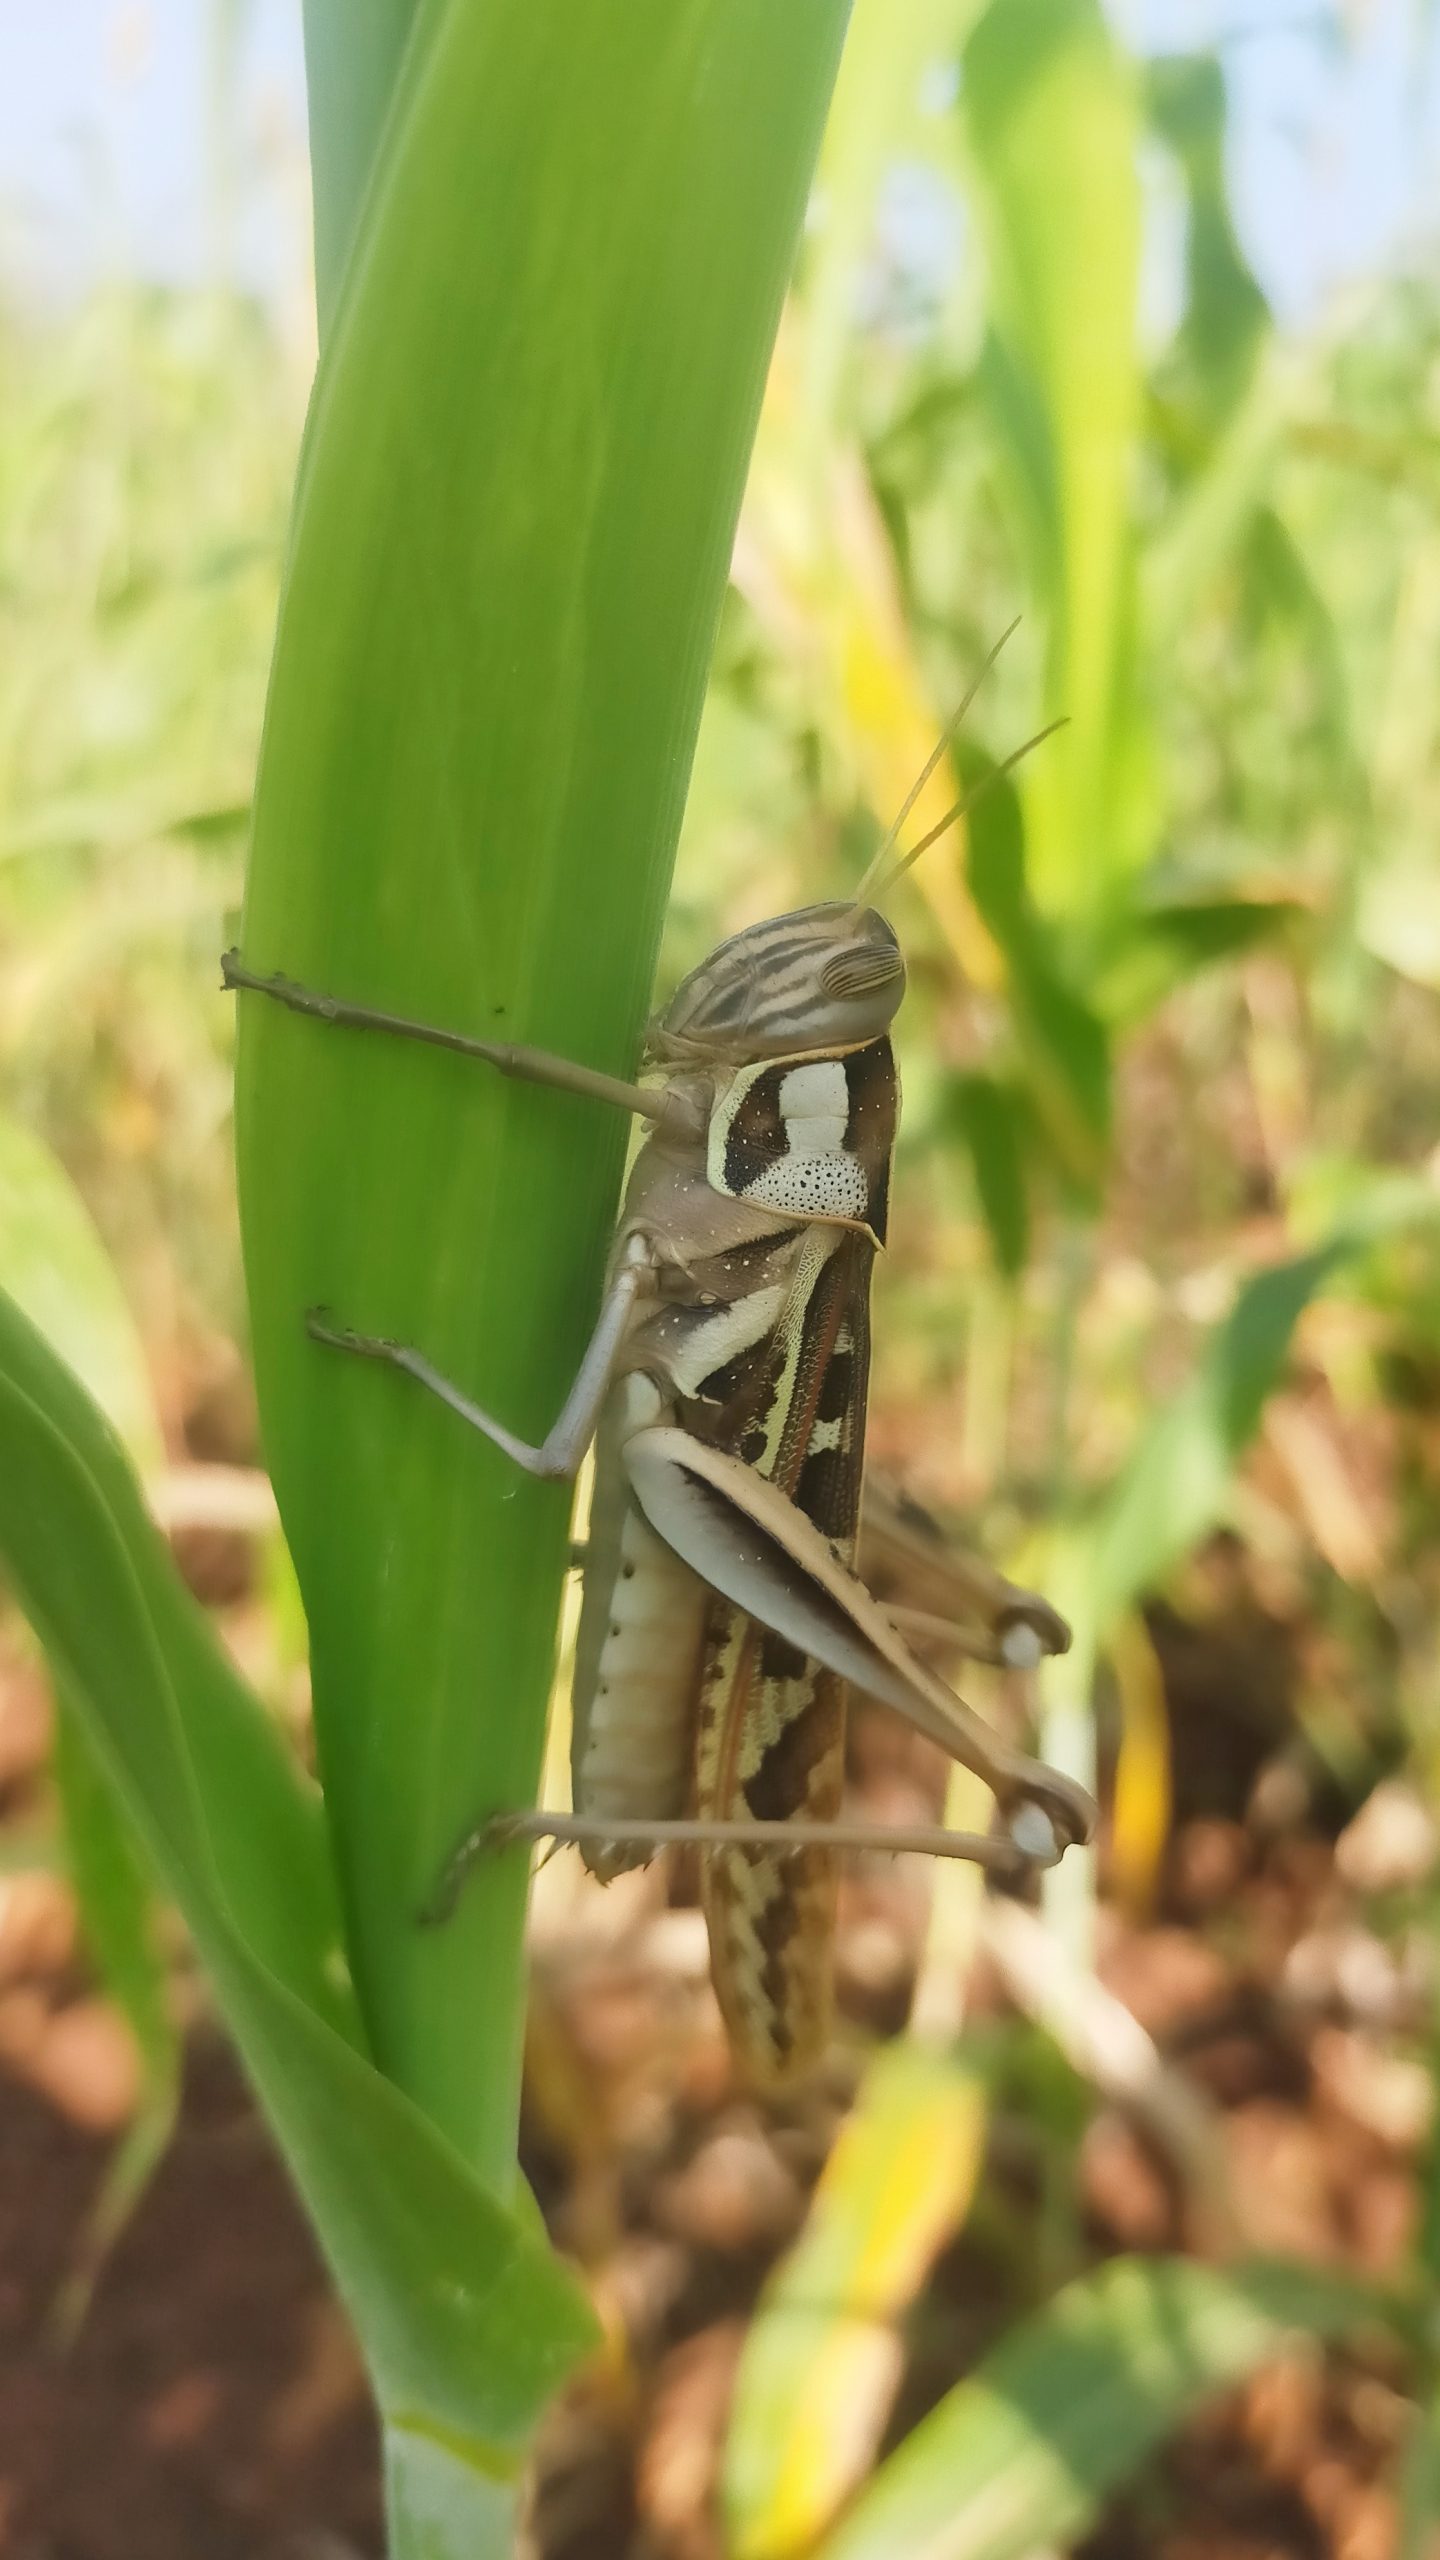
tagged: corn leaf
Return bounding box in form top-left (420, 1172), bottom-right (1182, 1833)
top-left (1104, 1608), bottom-right (1172, 1919)
top-left (49, 1692), bottom-right (180, 2335)
top-left (0, 1288), bottom-right (351, 2026)
top-left (0, 1106), bottom-right (162, 1471)
top-left (1098, 895), bottom-right (1306, 1025)
top-left (725, 2041), bottom-right (988, 2560)
top-left (0, 1105), bottom-right (178, 2284)
top-left (1087, 1238), bottom-right (1356, 1629)
top-left (962, 0), bottom-right (1148, 928)
top-left (947, 1073), bottom-right (1030, 1278)
top-left (234, 0), bottom-right (852, 2179)
top-left (1086, 1186), bottom-right (1440, 1631)
top-left (301, 0), bottom-right (424, 334)
top-left (1145, 54), bottom-right (1268, 448)
top-left (963, 764), bottom-right (1110, 1190)
top-left (0, 1289), bottom-right (597, 2459)
top-left (815, 2256), bottom-right (1379, 2560)
top-left (801, 0), bottom-right (983, 427)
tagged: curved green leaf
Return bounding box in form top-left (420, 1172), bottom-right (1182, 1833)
top-left (0, 1290), bottom-right (349, 2026)
top-left (0, 1106), bottom-right (161, 1471)
top-left (1085, 1186), bottom-right (1440, 1632)
top-left (302, 0), bottom-right (424, 334)
top-left (963, 765), bottom-right (1110, 1189)
top-left (726, 2043), bottom-right (988, 2560)
top-left (0, 1290), bottom-right (596, 2456)
top-left (50, 1691), bottom-right (180, 2336)
top-left (0, 1104), bottom-right (180, 2288)
top-left (947, 1073), bottom-right (1030, 1278)
top-left (235, 0), bottom-right (853, 2175)
top-left (816, 2256), bottom-right (1380, 2560)
top-left (801, 0), bottom-right (982, 427)
top-left (1098, 896), bottom-right (1306, 1024)
top-left (1146, 54), bottom-right (1268, 443)
top-left (1089, 1237), bottom-right (1354, 1629)
top-left (962, 0), bottom-right (1147, 925)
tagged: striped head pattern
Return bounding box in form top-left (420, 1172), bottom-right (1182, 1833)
top-left (651, 624), bottom-right (1064, 1073)
top-left (651, 903), bottom-right (905, 1067)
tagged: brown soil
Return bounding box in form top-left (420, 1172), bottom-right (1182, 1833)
top-left (0, 1571), bottom-right (1426, 2558)
top-left (0, 2041), bottom-right (380, 2559)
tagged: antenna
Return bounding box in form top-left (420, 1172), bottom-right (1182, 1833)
top-left (866, 716), bottom-right (1068, 907)
top-left (849, 615), bottom-right (1021, 909)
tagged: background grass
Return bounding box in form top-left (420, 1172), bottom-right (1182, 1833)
top-left (1, 0), bottom-right (1440, 2552)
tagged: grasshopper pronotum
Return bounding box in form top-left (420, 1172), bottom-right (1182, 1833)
top-left (225, 682), bottom-right (1096, 2084)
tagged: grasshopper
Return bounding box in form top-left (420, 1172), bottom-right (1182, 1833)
top-left (224, 691), bottom-right (1095, 2085)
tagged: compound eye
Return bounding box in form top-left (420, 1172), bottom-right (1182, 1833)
top-left (819, 945), bottom-right (903, 999)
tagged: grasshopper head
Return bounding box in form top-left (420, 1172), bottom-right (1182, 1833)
top-left (653, 902), bottom-right (904, 1065)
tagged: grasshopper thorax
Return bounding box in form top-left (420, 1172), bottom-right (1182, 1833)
top-left (650, 902), bottom-right (904, 1067)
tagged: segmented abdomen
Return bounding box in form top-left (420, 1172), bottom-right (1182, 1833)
top-left (571, 1410), bottom-right (706, 1881)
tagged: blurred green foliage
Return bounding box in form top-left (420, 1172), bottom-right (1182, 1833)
top-left (0, 284), bottom-right (299, 1368)
top-left (1, 0), bottom-right (1439, 2546)
top-left (2, 4), bottom-right (856, 2552)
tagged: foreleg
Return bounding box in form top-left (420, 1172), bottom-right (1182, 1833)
top-left (222, 950), bottom-right (702, 1142)
top-left (308, 1233), bottom-right (656, 1482)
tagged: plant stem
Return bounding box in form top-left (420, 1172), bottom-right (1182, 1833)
top-left (384, 2428), bottom-right (520, 2560)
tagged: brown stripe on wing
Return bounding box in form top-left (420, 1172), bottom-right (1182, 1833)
top-left (769, 1227), bottom-right (874, 1560)
top-left (692, 1232), bottom-right (877, 2083)
top-left (694, 1608), bottom-right (843, 2085)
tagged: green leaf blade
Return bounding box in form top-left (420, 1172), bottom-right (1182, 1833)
top-left (301, 0), bottom-right (425, 335)
top-left (963, 0), bottom-right (1147, 926)
top-left (725, 2043), bottom-right (989, 2560)
top-left (0, 1292), bottom-right (351, 2033)
top-left (0, 1292), bottom-right (598, 2452)
top-left (1088, 1239), bottom-right (1351, 1629)
top-left (948, 1073), bottom-right (1030, 1278)
top-left (51, 1695), bottom-right (181, 2331)
top-left (236, 0), bottom-right (852, 2172)
top-left (817, 2257), bottom-right (1379, 2560)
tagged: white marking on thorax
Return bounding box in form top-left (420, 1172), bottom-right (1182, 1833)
top-left (664, 1284), bottom-right (786, 1399)
top-left (777, 1059), bottom-right (849, 1152)
top-left (740, 1058), bottom-right (869, 1221)
top-left (745, 1152), bottom-right (870, 1219)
